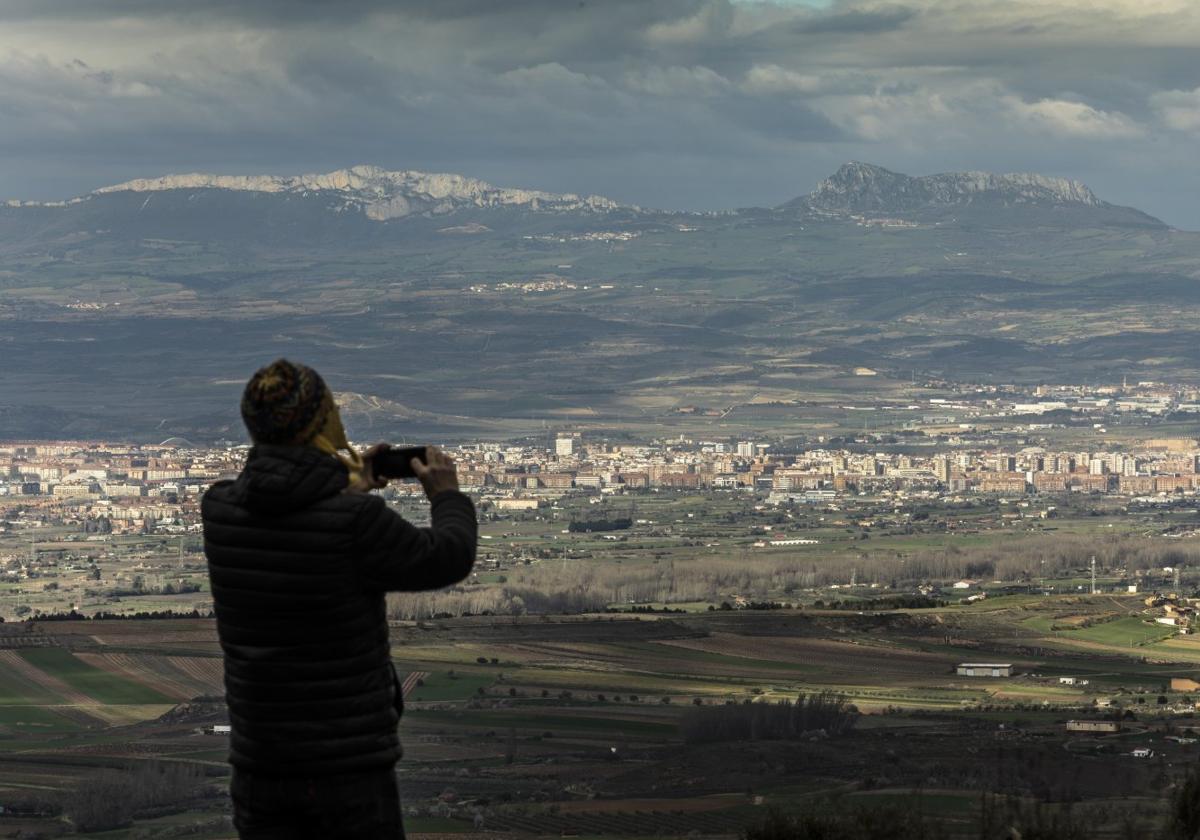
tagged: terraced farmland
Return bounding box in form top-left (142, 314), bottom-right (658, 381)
top-left (74, 652), bottom-right (224, 700)
top-left (655, 634), bottom-right (959, 683)
top-left (18, 649), bottom-right (174, 706)
top-left (0, 596), bottom-right (1197, 837)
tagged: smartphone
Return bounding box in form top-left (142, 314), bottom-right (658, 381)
top-left (372, 445), bottom-right (428, 479)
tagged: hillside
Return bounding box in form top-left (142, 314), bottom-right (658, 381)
top-left (0, 163), bottom-right (1197, 440)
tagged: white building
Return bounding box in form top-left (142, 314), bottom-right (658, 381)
top-left (496, 498), bottom-right (540, 511)
top-left (957, 663), bottom-right (1013, 678)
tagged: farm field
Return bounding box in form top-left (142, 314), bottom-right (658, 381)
top-left (0, 595), bottom-right (1195, 837)
top-left (1057, 616), bottom-right (1177, 649)
top-left (17, 649), bottom-right (175, 706)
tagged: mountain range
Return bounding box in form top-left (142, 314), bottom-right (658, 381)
top-left (0, 162), bottom-right (1195, 441)
top-left (3, 161), bottom-right (1166, 233)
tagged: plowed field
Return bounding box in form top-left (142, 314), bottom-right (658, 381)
top-left (75, 653), bottom-right (222, 700)
top-left (655, 634), bottom-right (958, 683)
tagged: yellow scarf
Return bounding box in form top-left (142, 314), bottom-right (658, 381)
top-left (308, 391), bottom-right (364, 485)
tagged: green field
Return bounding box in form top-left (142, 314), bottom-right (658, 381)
top-left (1060, 616), bottom-right (1176, 648)
top-left (0, 663), bottom-right (67, 706)
top-left (408, 707), bottom-right (677, 737)
top-left (0, 704), bottom-right (84, 733)
top-left (404, 670), bottom-right (495, 702)
top-left (18, 649), bottom-right (174, 705)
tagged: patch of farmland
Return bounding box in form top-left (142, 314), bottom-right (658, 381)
top-left (0, 761), bottom-right (96, 790)
top-left (404, 671), bottom-right (492, 702)
top-left (1055, 616), bottom-right (1176, 649)
top-left (406, 707), bottom-right (677, 738)
top-left (18, 649), bottom-right (174, 705)
top-left (39, 620), bottom-right (219, 649)
top-left (74, 653), bottom-right (216, 701)
top-left (502, 666), bottom-right (764, 698)
top-left (166, 656), bottom-right (224, 691)
top-left (44, 619), bottom-right (216, 638)
top-left (93, 704), bottom-right (179, 726)
top-left (400, 670), bottom-right (427, 697)
top-left (500, 641), bottom-right (633, 670)
top-left (1146, 636), bottom-right (1200, 664)
top-left (656, 635), bottom-right (957, 683)
top-left (0, 651), bottom-right (108, 727)
top-left (503, 640), bottom-right (814, 680)
top-left (0, 650), bottom-right (99, 706)
top-left (0, 651), bottom-right (72, 706)
top-left (85, 632), bottom-right (222, 656)
top-left (0, 704), bottom-right (88, 734)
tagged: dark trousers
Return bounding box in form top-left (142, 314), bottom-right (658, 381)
top-left (231, 768), bottom-right (405, 839)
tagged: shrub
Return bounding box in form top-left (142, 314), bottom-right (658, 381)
top-left (66, 763), bottom-right (203, 833)
top-left (1169, 767), bottom-right (1200, 839)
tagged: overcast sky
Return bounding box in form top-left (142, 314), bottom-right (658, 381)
top-left (1, 0), bottom-right (1199, 226)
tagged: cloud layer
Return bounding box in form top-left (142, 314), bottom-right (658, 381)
top-left (1, 0), bottom-right (1198, 225)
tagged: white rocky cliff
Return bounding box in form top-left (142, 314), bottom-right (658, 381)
top-left (82, 165), bottom-right (629, 220)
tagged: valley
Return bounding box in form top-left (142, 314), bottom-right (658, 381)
top-left (1, 163), bottom-right (1198, 442)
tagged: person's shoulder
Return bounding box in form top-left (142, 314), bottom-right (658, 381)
top-left (201, 479), bottom-right (236, 504)
top-left (348, 491), bottom-right (390, 517)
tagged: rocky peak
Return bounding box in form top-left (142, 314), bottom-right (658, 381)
top-left (801, 162), bottom-right (1104, 214)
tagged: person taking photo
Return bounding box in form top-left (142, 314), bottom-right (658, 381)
top-left (202, 358), bottom-right (477, 839)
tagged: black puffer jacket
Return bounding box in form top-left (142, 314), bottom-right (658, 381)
top-left (202, 445), bottom-right (476, 777)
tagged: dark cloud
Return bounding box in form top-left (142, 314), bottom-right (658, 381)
top-left (0, 0), bottom-right (707, 29)
top-left (0, 0), bottom-right (386, 22)
top-left (790, 6), bottom-right (917, 35)
top-left (0, 0), bottom-right (1197, 226)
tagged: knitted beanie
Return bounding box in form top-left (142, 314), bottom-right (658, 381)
top-left (240, 359), bottom-right (331, 445)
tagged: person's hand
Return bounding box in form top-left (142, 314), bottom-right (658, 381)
top-left (345, 443), bottom-right (389, 494)
top-left (412, 446), bottom-right (459, 499)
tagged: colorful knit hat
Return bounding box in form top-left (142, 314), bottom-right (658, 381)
top-left (240, 359), bottom-right (366, 483)
top-left (240, 359), bottom-right (331, 445)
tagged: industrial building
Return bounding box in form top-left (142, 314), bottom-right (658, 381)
top-left (1066, 720), bottom-right (1120, 733)
top-left (956, 663), bottom-right (1013, 678)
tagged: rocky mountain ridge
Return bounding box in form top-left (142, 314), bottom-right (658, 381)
top-left (11, 164), bottom-right (629, 221)
top-left (1, 161), bottom-right (1164, 229)
top-left (795, 161), bottom-right (1109, 215)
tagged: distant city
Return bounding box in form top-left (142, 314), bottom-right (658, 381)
top-left (1, 377), bottom-right (1199, 614)
top-left (6, 378), bottom-right (1200, 517)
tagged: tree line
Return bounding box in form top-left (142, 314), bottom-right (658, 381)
top-left (383, 533), bottom-right (1200, 620)
top-left (680, 692), bottom-right (857, 745)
